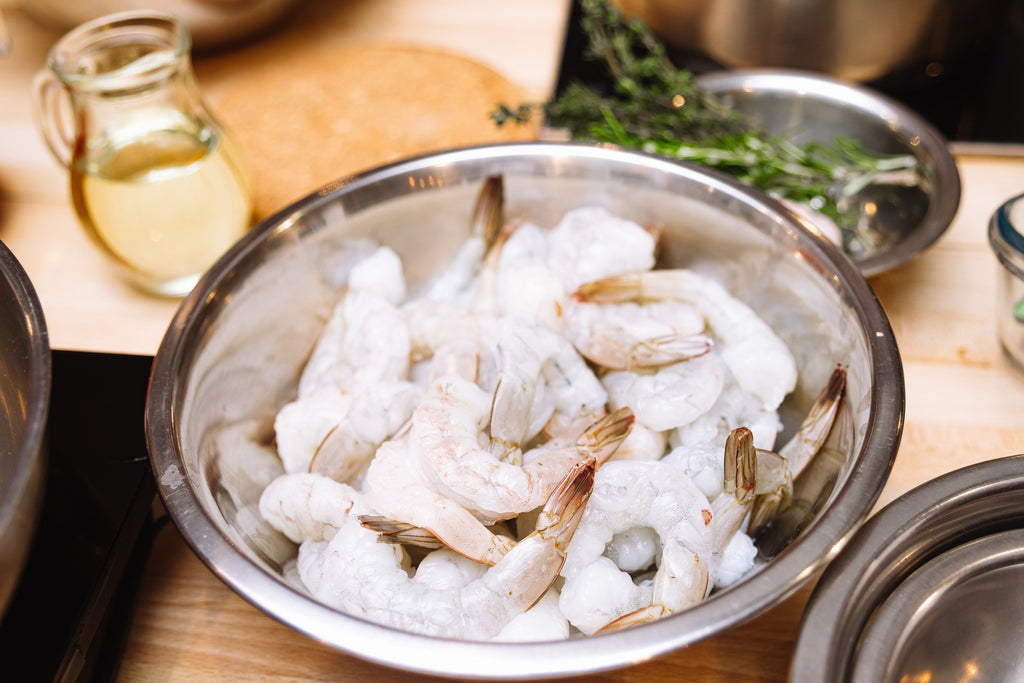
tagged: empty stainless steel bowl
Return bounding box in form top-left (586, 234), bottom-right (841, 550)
top-left (0, 241), bottom-right (50, 620)
top-left (793, 454), bottom-right (1024, 682)
top-left (146, 142), bottom-right (903, 678)
top-left (697, 69), bottom-right (961, 277)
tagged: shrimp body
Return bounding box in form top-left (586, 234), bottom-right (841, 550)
top-left (560, 428), bottom-right (757, 635)
top-left (546, 207), bottom-right (657, 292)
top-left (412, 374), bottom-right (629, 524)
top-left (602, 352), bottom-right (728, 432)
top-left (558, 459), bottom-right (713, 636)
top-left (564, 299), bottom-right (711, 371)
top-left (363, 428), bottom-right (517, 566)
top-left (298, 459), bottom-right (595, 640)
top-left (575, 269), bottom-right (798, 410)
top-left (258, 472), bottom-right (360, 544)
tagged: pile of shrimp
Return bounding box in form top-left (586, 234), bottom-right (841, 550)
top-left (256, 176), bottom-right (848, 641)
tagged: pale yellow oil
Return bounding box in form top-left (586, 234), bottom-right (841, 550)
top-left (70, 127), bottom-right (253, 296)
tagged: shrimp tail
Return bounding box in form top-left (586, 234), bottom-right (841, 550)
top-left (534, 458), bottom-right (596, 551)
top-left (471, 174), bottom-right (505, 249)
top-left (748, 365), bottom-right (847, 538)
top-left (358, 515), bottom-right (447, 550)
top-left (755, 393), bottom-right (854, 559)
top-left (576, 406), bottom-right (635, 465)
top-left (571, 274), bottom-right (641, 304)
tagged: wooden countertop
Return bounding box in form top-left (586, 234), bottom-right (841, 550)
top-left (3, 0), bottom-right (1024, 680)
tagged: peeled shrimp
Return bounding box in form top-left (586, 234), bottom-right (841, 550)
top-left (546, 206), bottom-right (657, 292)
top-left (413, 373), bottom-right (631, 524)
top-left (601, 351), bottom-right (728, 433)
top-left (276, 287), bottom-right (412, 474)
top-left (258, 472), bottom-right (359, 544)
top-left (297, 459), bottom-right (595, 640)
top-left (559, 428), bottom-right (756, 635)
top-left (563, 299), bottom-right (711, 371)
top-left (421, 174), bottom-right (504, 304)
top-left (574, 268), bottom-right (798, 410)
top-left (363, 425), bottom-right (517, 566)
top-left (747, 366), bottom-right (847, 535)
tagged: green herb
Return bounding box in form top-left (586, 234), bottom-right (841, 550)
top-left (493, 0), bottom-right (920, 250)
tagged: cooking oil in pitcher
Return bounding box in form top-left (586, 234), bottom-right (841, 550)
top-left (34, 12), bottom-right (253, 297)
top-left (70, 124), bottom-right (252, 296)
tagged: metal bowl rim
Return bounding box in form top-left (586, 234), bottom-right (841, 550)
top-left (791, 453), bottom-right (1024, 682)
top-left (696, 67), bottom-right (962, 277)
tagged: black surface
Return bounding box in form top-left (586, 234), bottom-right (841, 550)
top-left (0, 350), bottom-right (158, 683)
top-left (556, 0), bottom-right (1024, 144)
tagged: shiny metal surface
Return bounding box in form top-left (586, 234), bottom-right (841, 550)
top-left (146, 142), bottom-right (903, 679)
top-left (0, 240), bottom-right (51, 619)
top-left (853, 529), bottom-right (1024, 682)
top-left (697, 69), bottom-right (961, 277)
top-left (19, 0), bottom-right (304, 50)
top-left (793, 454), bottom-right (1024, 682)
top-left (615, 0), bottom-right (1002, 83)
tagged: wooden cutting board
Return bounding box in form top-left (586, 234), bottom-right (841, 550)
top-left (207, 42), bottom-right (540, 220)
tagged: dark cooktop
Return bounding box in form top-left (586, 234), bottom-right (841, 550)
top-left (0, 350), bottom-right (157, 683)
top-left (556, 0), bottom-right (1024, 144)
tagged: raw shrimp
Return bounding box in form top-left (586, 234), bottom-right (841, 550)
top-left (405, 548), bottom-right (570, 642)
top-left (574, 269), bottom-right (798, 410)
top-left (754, 389), bottom-right (853, 558)
top-left (413, 373), bottom-right (631, 523)
top-left (546, 206), bottom-right (657, 292)
top-left (258, 472), bottom-right (359, 544)
top-left (363, 425), bottom-right (517, 566)
top-left (421, 174), bottom-right (504, 304)
top-left (276, 287), bottom-right (412, 474)
top-left (747, 366), bottom-right (847, 535)
top-left (670, 370), bottom-right (783, 451)
top-left (558, 428), bottom-right (756, 635)
top-left (601, 351), bottom-right (728, 433)
top-left (480, 220), bottom-right (567, 331)
top-left (563, 299), bottom-right (711, 371)
top-left (297, 459), bottom-right (595, 639)
top-left (308, 380), bottom-right (422, 483)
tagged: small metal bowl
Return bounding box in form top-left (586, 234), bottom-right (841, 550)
top-left (792, 454), bottom-right (1024, 682)
top-left (697, 69), bottom-right (962, 277)
top-left (0, 240), bottom-right (51, 620)
top-left (146, 142), bottom-right (903, 679)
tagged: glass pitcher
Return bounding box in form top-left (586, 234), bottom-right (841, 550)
top-left (33, 11), bottom-right (253, 298)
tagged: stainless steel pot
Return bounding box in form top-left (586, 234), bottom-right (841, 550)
top-left (0, 241), bottom-right (51, 620)
top-left (615, 0), bottom-right (1005, 83)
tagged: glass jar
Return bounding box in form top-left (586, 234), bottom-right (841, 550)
top-left (32, 11), bottom-right (253, 297)
top-left (989, 192), bottom-right (1024, 371)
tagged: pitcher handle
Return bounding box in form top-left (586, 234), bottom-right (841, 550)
top-left (32, 71), bottom-right (74, 168)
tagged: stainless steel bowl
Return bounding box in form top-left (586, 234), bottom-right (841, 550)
top-left (793, 454), bottom-right (1024, 682)
top-left (146, 142), bottom-right (903, 679)
top-left (0, 241), bottom-right (51, 620)
top-left (697, 69), bottom-right (961, 277)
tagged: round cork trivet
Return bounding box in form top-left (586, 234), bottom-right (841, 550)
top-left (209, 42), bottom-right (540, 220)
